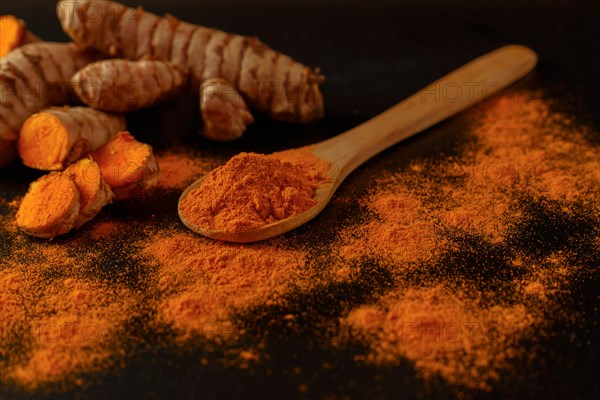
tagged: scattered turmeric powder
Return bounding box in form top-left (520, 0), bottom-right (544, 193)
top-left (57, 0), bottom-right (325, 124)
top-left (338, 188), bottom-right (443, 264)
top-left (144, 231), bottom-right (306, 342)
top-left (0, 7), bottom-right (600, 397)
top-left (179, 150), bottom-right (329, 232)
top-left (86, 220), bottom-right (123, 240)
top-left (9, 276), bottom-right (136, 388)
top-left (340, 286), bottom-right (537, 391)
top-left (1, 49), bottom-right (599, 399)
top-left (18, 107), bottom-right (126, 170)
top-left (0, 43), bottom-right (100, 167)
top-left (200, 77), bottom-right (254, 141)
top-left (330, 93), bottom-right (600, 393)
top-left (90, 131), bottom-right (160, 200)
top-left (154, 149), bottom-right (219, 190)
top-left (72, 59), bottom-right (188, 112)
top-left (0, 15), bottom-right (40, 57)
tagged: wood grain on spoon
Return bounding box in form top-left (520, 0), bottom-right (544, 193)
top-left (179, 45), bottom-right (538, 243)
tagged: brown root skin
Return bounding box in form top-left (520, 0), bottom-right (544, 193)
top-left (0, 15), bottom-right (40, 57)
top-left (90, 132), bottom-right (160, 200)
top-left (72, 59), bottom-right (188, 113)
top-left (0, 42), bottom-right (100, 168)
top-left (64, 158), bottom-right (114, 228)
top-left (18, 107), bottom-right (126, 171)
top-left (16, 172), bottom-right (80, 239)
top-left (200, 78), bottom-right (254, 141)
top-left (57, 0), bottom-right (324, 124)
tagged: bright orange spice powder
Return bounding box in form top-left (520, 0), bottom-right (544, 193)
top-left (332, 93), bottom-right (600, 392)
top-left (1, 91), bottom-right (598, 396)
top-left (154, 149), bottom-right (219, 190)
top-left (341, 286), bottom-right (536, 391)
top-left (179, 150), bottom-right (330, 232)
top-left (142, 231), bottom-right (306, 341)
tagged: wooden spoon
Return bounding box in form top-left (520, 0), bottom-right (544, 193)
top-left (180, 45), bottom-right (537, 243)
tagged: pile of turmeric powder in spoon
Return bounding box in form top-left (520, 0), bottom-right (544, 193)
top-left (179, 149), bottom-right (331, 232)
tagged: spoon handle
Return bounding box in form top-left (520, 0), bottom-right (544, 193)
top-left (313, 45), bottom-right (537, 181)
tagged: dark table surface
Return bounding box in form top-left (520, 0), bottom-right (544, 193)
top-left (1, 1), bottom-right (599, 399)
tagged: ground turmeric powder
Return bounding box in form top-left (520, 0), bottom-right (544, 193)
top-left (72, 59), bottom-right (188, 112)
top-left (0, 15), bottom-right (40, 57)
top-left (2, 92), bottom-right (599, 395)
top-left (200, 78), bottom-right (254, 141)
top-left (57, 0), bottom-right (325, 124)
top-left (154, 148), bottom-right (219, 190)
top-left (90, 131), bottom-right (160, 200)
top-left (340, 286), bottom-right (536, 391)
top-left (18, 106), bottom-right (126, 170)
top-left (179, 150), bottom-right (329, 232)
top-left (0, 42), bottom-right (99, 167)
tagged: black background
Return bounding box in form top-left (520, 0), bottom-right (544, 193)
top-left (1, 1), bottom-right (599, 399)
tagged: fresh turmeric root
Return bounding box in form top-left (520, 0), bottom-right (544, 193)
top-left (57, 0), bottom-right (324, 124)
top-left (72, 59), bottom-right (188, 112)
top-left (16, 172), bottom-right (81, 238)
top-left (90, 132), bottom-right (160, 200)
top-left (16, 159), bottom-right (113, 238)
top-left (0, 15), bottom-right (40, 57)
top-left (200, 78), bottom-right (254, 141)
top-left (0, 42), bottom-right (99, 167)
top-left (64, 158), bottom-right (114, 228)
top-left (18, 106), bottom-right (126, 171)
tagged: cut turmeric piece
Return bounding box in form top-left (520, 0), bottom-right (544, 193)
top-left (72, 59), bottom-right (188, 113)
top-left (64, 158), bottom-right (114, 228)
top-left (18, 107), bottom-right (126, 171)
top-left (0, 42), bottom-right (99, 167)
top-left (0, 15), bottom-right (40, 57)
top-left (200, 78), bottom-right (254, 141)
top-left (90, 132), bottom-right (160, 200)
top-left (58, 0), bottom-right (324, 124)
top-left (16, 172), bottom-right (80, 239)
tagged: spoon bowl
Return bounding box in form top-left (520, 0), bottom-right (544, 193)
top-left (178, 155), bottom-right (341, 243)
top-left (179, 45), bottom-right (538, 243)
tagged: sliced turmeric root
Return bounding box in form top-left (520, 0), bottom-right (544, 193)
top-left (18, 107), bottom-right (126, 171)
top-left (200, 78), bottom-right (254, 141)
top-left (65, 158), bottom-right (114, 228)
top-left (72, 59), bottom-right (187, 112)
top-left (16, 172), bottom-right (80, 239)
top-left (91, 132), bottom-right (160, 200)
top-left (0, 15), bottom-right (40, 57)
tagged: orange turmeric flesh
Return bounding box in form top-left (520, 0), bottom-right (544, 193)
top-left (0, 16), bottom-right (26, 57)
top-left (19, 107), bottom-right (126, 171)
top-left (18, 113), bottom-right (69, 170)
top-left (65, 159), bottom-right (114, 228)
top-left (91, 132), bottom-right (160, 200)
top-left (16, 172), bottom-right (80, 239)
